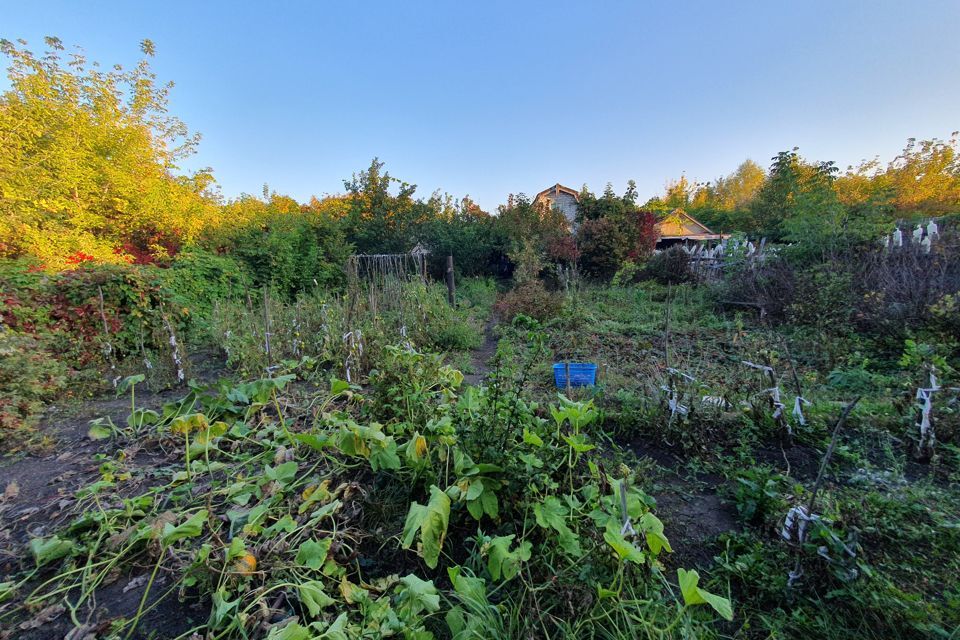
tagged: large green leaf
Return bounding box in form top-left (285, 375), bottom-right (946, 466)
top-left (295, 538), bottom-right (333, 570)
top-left (210, 588), bottom-right (239, 629)
top-left (264, 622), bottom-right (311, 640)
top-left (603, 524), bottom-right (646, 566)
top-left (87, 418), bottom-right (115, 440)
top-left (402, 486), bottom-right (451, 569)
top-left (561, 433), bottom-right (595, 453)
top-left (264, 461), bottom-right (299, 487)
top-left (639, 512), bottom-right (673, 555)
top-left (396, 574), bottom-right (441, 616)
top-left (298, 580), bottom-right (336, 617)
top-left (486, 535), bottom-right (532, 581)
top-left (29, 535), bottom-right (74, 566)
top-left (161, 510), bottom-right (208, 545)
top-left (533, 496), bottom-right (583, 558)
top-left (677, 568), bottom-right (734, 621)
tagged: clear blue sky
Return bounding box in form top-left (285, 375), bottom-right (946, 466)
top-left (3, 1), bottom-right (959, 211)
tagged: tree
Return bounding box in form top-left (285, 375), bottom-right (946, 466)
top-left (341, 158), bottom-right (419, 254)
top-left (0, 37), bottom-right (217, 269)
top-left (663, 175), bottom-right (694, 210)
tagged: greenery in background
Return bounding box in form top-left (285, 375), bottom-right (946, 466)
top-left (210, 279), bottom-right (494, 379)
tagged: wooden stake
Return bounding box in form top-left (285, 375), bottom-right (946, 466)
top-left (446, 255), bottom-right (456, 306)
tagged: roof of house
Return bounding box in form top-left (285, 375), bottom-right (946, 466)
top-left (534, 183), bottom-right (580, 202)
top-left (657, 209), bottom-right (728, 240)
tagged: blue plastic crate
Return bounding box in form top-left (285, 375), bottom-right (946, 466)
top-left (553, 362), bottom-right (598, 388)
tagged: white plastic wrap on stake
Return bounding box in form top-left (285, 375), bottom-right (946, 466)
top-left (619, 480), bottom-right (637, 537)
top-left (668, 393), bottom-right (689, 417)
top-left (162, 313), bottom-right (185, 383)
top-left (662, 385), bottom-right (688, 418)
top-left (792, 396), bottom-right (811, 426)
top-left (927, 220), bottom-right (939, 238)
top-left (913, 224), bottom-right (924, 243)
top-left (768, 387), bottom-right (784, 418)
top-left (701, 395), bottom-right (731, 409)
top-left (343, 330), bottom-right (364, 383)
top-left (666, 367), bottom-right (696, 382)
top-left (893, 227), bottom-right (903, 247)
top-left (781, 505), bottom-right (813, 543)
top-left (921, 236), bottom-right (932, 254)
top-left (916, 369), bottom-right (941, 455)
top-left (741, 360), bottom-right (774, 373)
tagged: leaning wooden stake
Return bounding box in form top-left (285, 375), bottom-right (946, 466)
top-left (663, 284), bottom-right (672, 371)
top-left (446, 255), bottom-right (456, 306)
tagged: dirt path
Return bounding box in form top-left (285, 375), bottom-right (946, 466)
top-left (463, 316), bottom-right (499, 386)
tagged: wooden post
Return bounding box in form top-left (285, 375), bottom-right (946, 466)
top-left (446, 255), bottom-right (455, 306)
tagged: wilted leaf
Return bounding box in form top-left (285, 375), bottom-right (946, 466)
top-left (298, 580), bottom-right (335, 617)
top-left (402, 485), bottom-right (451, 569)
top-left (18, 603), bottom-right (65, 629)
top-left (29, 535), bottom-right (73, 566)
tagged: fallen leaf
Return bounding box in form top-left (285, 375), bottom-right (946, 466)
top-left (19, 603), bottom-right (65, 629)
top-left (64, 622), bottom-right (101, 640)
top-left (2, 482), bottom-right (18, 501)
top-left (123, 574), bottom-right (149, 593)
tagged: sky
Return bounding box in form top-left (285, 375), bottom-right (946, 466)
top-left (3, 0), bottom-right (959, 211)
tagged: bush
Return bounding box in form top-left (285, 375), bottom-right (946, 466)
top-left (787, 264), bottom-right (856, 332)
top-left (214, 213), bottom-right (351, 299)
top-left (494, 280), bottom-right (563, 322)
top-left (0, 330), bottom-right (67, 440)
top-left (577, 218), bottom-right (626, 280)
top-left (643, 246), bottom-right (692, 285)
top-left (161, 248), bottom-right (251, 339)
top-left (611, 261), bottom-right (643, 286)
top-left (1, 260), bottom-right (195, 388)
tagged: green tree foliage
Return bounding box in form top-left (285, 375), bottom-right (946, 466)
top-left (689, 160), bottom-right (766, 231)
top-left (0, 37), bottom-right (218, 269)
top-left (414, 195), bottom-right (504, 277)
top-left (341, 158), bottom-right (421, 255)
top-left (837, 133), bottom-right (960, 217)
top-left (203, 192), bottom-right (351, 298)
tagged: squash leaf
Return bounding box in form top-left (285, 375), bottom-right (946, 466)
top-left (677, 568), bottom-right (733, 621)
top-left (402, 485), bottom-right (450, 569)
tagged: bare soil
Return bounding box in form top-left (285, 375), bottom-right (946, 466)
top-left (1, 356), bottom-right (227, 639)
